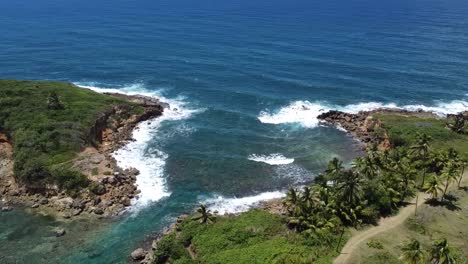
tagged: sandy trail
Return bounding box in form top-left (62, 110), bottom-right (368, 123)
top-left (333, 192), bottom-right (430, 264)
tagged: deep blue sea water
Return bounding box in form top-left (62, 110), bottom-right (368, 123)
top-left (1, 0), bottom-right (468, 263)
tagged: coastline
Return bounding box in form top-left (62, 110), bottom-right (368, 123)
top-left (0, 84), bottom-right (168, 220)
top-left (130, 107), bottom-right (467, 263)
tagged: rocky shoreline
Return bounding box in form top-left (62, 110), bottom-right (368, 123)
top-left (0, 90), bottom-right (167, 219)
top-left (317, 108), bottom-right (440, 150)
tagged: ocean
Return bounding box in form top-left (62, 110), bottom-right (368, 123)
top-left (0, 0), bottom-right (467, 263)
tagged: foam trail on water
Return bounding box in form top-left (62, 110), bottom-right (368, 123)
top-left (248, 153), bottom-right (294, 165)
top-left (75, 82), bottom-right (200, 209)
top-left (258, 100), bottom-right (468, 128)
top-left (205, 191), bottom-right (285, 215)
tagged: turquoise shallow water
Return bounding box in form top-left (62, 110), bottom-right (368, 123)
top-left (1, 0), bottom-right (468, 263)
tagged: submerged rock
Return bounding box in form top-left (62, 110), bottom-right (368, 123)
top-left (54, 228), bottom-right (66, 237)
top-left (1, 206), bottom-right (13, 212)
top-left (131, 248), bottom-right (146, 260)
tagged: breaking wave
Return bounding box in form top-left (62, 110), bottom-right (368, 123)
top-left (258, 100), bottom-right (468, 128)
top-left (248, 153), bottom-right (294, 165)
top-left (205, 191), bottom-right (285, 215)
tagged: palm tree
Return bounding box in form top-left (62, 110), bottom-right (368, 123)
top-left (441, 162), bottom-right (458, 201)
top-left (430, 238), bottom-right (455, 264)
top-left (352, 156), bottom-right (378, 179)
top-left (283, 188), bottom-right (301, 216)
top-left (457, 159), bottom-right (466, 188)
top-left (399, 239), bottom-right (425, 264)
top-left (336, 170), bottom-right (364, 206)
top-left (192, 204), bottom-right (216, 224)
top-left (326, 157), bottom-right (344, 181)
top-left (411, 133), bottom-right (431, 188)
top-left (424, 175), bottom-right (443, 199)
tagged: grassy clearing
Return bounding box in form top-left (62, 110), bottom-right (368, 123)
top-left (375, 113), bottom-right (468, 158)
top-left (0, 80), bottom-right (141, 192)
top-left (153, 209), bottom-right (347, 264)
top-left (347, 183), bottom-right (468, 264)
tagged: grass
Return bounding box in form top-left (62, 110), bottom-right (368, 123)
top-left (348, 184), bottom-right (468, 264)
top-left (375, 113), bottom-right (468, 158)
top-left (0, 80), bottom-right (142, 192)
top-left (153, 210), bottom-right (347, 264)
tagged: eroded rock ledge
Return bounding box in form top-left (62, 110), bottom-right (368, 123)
top-left (316, 108), bottom-right (432, 150)
top-left (0, 92), bottom-right (167, 219)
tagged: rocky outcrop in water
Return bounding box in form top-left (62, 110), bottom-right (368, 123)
top-left (317, 109), bottom-right (402, 150)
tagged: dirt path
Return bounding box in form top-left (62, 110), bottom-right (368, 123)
top-left (334, 192), bottom-right (430, 264)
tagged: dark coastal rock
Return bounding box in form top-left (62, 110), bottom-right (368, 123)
top-left (91, 184), bottom-right (106, 195)
top-left (93, 197), bottom-right (102, 206)
top-left (72, 199), bottom-right (85, 209)
top-left (93, 208), bottom-right (104, 215)
top-left (73, 208), bottom-right (83, 216)
top-left (131, 248), bottom-right (146, 261)
top-left (40, 197), bottom-right (49, 205)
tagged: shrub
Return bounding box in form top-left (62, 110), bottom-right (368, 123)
top-left (367, 239), bottom-right (384, 249)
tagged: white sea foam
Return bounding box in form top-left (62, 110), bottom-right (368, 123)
top-left (248, 153), bottom-right (294, 165)
top-left (258, 101), bottom-right (331, 128)
top-left (205, 191), bottom-right (285, 215)
top-left (258, 100), bottom-right (468, 128)
top-left (75, 82), bottom-right (200, 209)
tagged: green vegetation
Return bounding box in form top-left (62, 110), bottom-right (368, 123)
top-left (150, 111), bottom-right (467, 264)
top-left (153, 209), bottom-right (345, 264)
top-left (376, 113), bottom-right (468, 158)
top-left (0, 80), bottom-right (141, 193)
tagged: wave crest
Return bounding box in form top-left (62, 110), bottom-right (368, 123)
top-left (258, 100), bottom-right (468, 128)
top-left (205, 191), bottom-right (285, 215)
top-left (258, 101), bottom-right (330, 128)
top-left (248, 153), bottom-right (294, 165)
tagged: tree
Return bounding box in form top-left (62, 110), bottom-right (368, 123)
top-left (411, 133), bottom-right (431, 189)
top-left (446, 113), bottom-right (466, 134)
top-left (441, 162), bottom-right (458, 201)
top-left (352, 156), bottom-right (378, 179)
top-left (47, 91), bottom-right (65, 110)
top-left (336, 170), bottom-right (364, 206)
top-left (326, 157), bottom-right (344, 181)
top-left (457, 159), bottom-right (466, 188)
top-left (283, 188), bottom-right (300, 215)
top-left (192, 204), bottom-right (216, 224)
top-left (430, 239), bottom-right (455, 264)
top-left (399, 239), bottom-right (426, 264)
top-left (424, 175), bottom-right (442, 199)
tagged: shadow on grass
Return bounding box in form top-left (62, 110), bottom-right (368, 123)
top-left (425, 196), bottom-right (461, 211)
